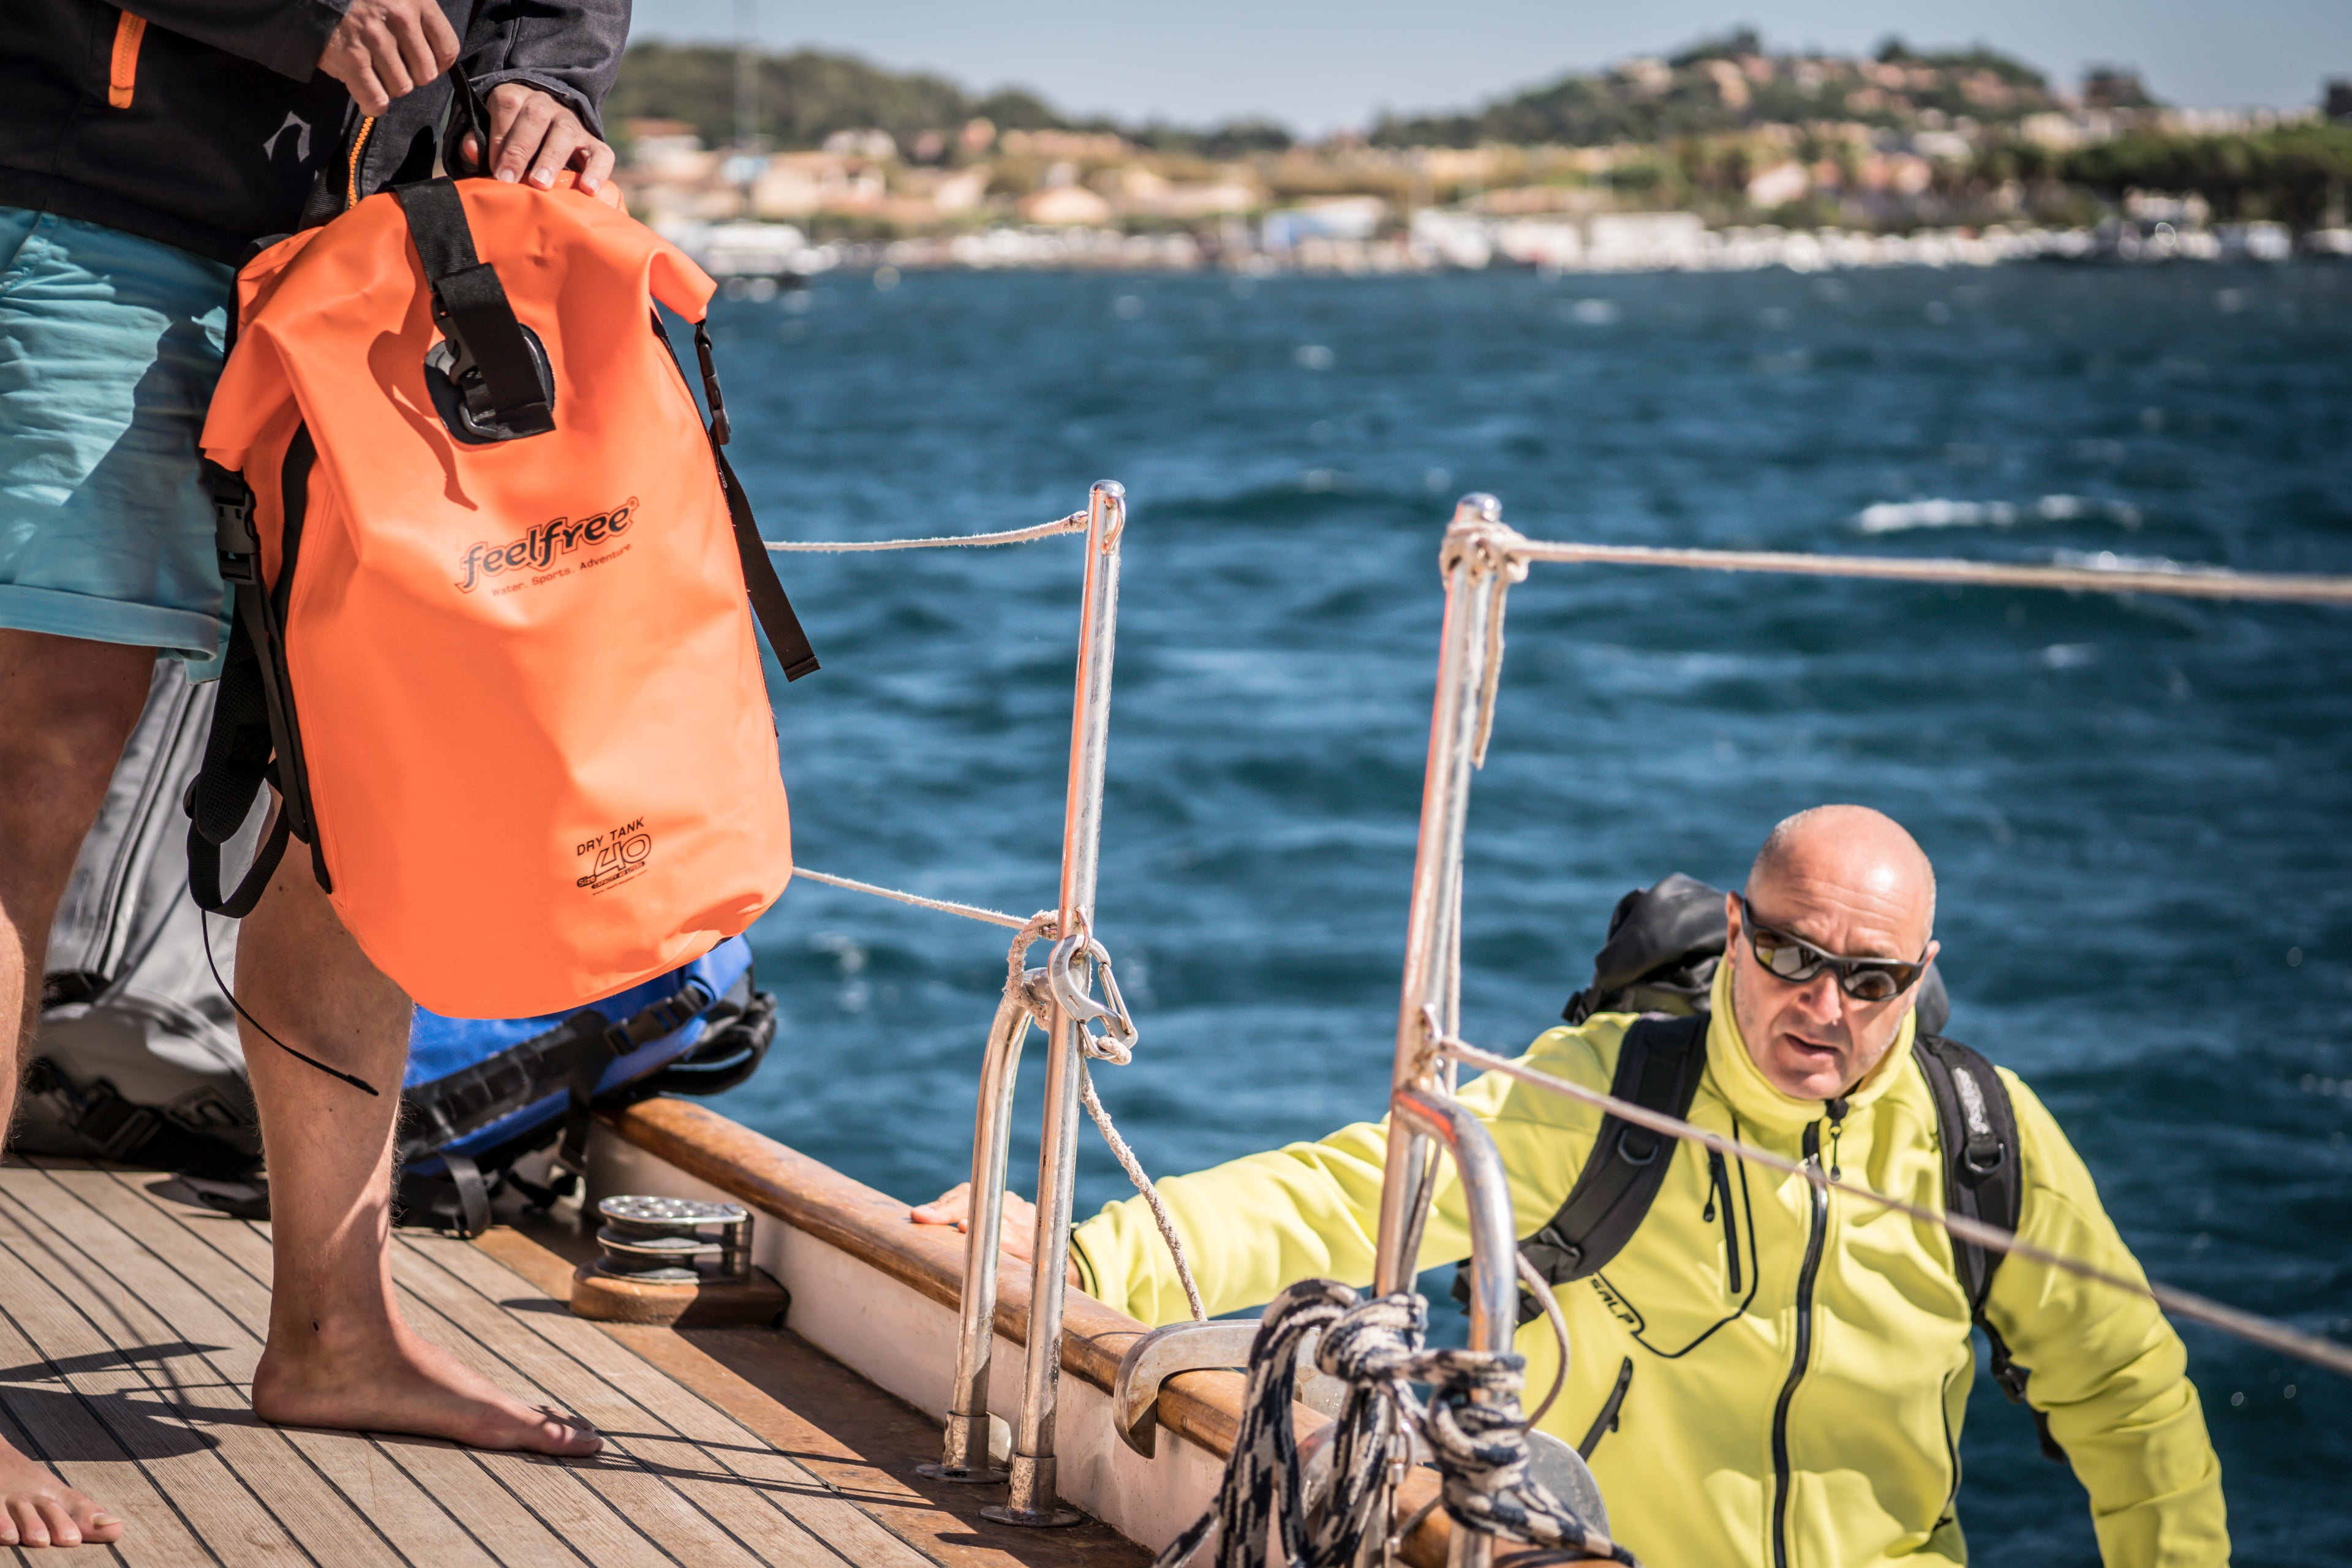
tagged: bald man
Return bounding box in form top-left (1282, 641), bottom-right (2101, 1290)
top-left (918, 805), bottom-right (2227, 1567)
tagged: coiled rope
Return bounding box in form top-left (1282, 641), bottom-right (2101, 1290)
top-left (1436, 1034), bottom-right (2352, 1381)
top-left (767, 511), bottom-right (1088, 553)
top-left (1156, 1280), bottom-right (1634, 1568)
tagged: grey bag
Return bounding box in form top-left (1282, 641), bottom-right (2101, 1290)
top-left (25, 661), bottom-right (265, 1177)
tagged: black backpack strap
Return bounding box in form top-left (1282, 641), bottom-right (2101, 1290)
top-left (391, 178), bottom-right (556, 439)
top-left (1914, 1032), bottom-right (2065, 1463)
top-left (1521, 1011), bottom-right (1712, 1286)
top-left (187, 439), bottom-right (329, 913)
top-left (1447, 1011), bottom-right (1714, 1321)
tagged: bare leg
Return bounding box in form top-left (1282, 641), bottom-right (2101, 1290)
top-left (0, 628), bottom-right (154, 1547)
top-left (237, 824), bottom-right (600, 1454)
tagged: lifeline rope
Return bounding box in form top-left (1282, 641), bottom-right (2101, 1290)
top-left (1078, 1057), bottom-right (1207, 1321)
top-left (767, 511), bottom-right (1088, 553)
top-left (1004, 914), bottom-right (1210, 1322)
top-left (792, 867), bottom-right (1027, 929)
top-left (1155, 1281), bottom-right (1634, 1568)
top-left (1437, 1035), bottom-right (2352, 1381)
top-left (1497, 537), bottom-right (2352, 605)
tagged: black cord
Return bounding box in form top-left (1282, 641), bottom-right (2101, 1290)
top-left (200, 912), bottom-right (380, 1098)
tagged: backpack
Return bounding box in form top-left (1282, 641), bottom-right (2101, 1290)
top-left (1460, 875), bottom-right (2062, 1461)
top-left (29, 660), bottom-right (778, 1237)
top-left (188, 77), bottom-right (815, 1020)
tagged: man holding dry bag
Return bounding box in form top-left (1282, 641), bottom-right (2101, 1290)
top-left (0, 0), bottom-right (632, 1545)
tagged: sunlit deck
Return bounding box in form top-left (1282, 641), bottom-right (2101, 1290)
top-left (0, 1158), bottom-right (1147, 1568)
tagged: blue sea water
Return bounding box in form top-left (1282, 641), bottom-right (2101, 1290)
top-left (704, 260), bottom-right (2352, 1565)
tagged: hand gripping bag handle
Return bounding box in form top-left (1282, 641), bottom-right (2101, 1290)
top-left (391, 179), bottom-right (556, 439)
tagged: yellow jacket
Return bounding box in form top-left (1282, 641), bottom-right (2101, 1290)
top-left (1074, 965), bottom-right (2226, 1567)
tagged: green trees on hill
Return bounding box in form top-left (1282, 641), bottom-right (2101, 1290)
top-left (2052, 124), bottom-right (2352, 227)
top-left (605, 42), bottom-right (1063, 150)
top-left (1368, 38), bottom-right (2060, 149)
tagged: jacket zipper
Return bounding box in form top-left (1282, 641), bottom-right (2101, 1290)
top-left (1705, 1148), bottom-right (1743, 1296)
top-left (345, 116), bottom-right (378, 210)
top-left (1770, 1114), bottom-right (1834, 1568)
top-left (107, 11), bottom-right (147, 109)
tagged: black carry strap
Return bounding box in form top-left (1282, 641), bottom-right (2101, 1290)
top-left (648, 312), bottom-right (820, 679)
top-left (391, 179), bottom-right (555, 439)
top-left (1913, 1032), bottom-right (2064, 1463)
top-left (693, 321), bottom-right (818, 680)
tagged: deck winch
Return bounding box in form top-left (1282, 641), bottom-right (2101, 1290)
top-left (594, 1194), bottom-right (753, 1283)
top-left (569, 1193), bottom-right (783, 1327)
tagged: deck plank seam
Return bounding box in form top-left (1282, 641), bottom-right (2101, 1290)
top-left (377, 1239), bottom-right (758, 1568)
top-left (84, 1162), bottom-right (620, 1568)
top-left (0, 1186), bottom-right (303, 1565)
top-left (388, 1235), bottom-right (806, 1568)
top-left (10, 1167), bottom-right (440, 1568)
top-left (395, 1238), bottom-right (910, 1540)
top-left (82, 1166), bottom-right (594, 1568)
top-left (393, 1234), bottom-right (937, 1568)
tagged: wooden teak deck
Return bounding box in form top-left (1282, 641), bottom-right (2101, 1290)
top-left (0, 1159), bottom-right (1147, 1568)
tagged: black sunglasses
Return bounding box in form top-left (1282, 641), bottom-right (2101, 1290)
top-left (1737, 897), bottom-right (1929, 1003)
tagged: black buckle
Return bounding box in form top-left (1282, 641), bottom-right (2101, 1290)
top-left (76, 1087), bottom-right (162, 1163)
top-left (207, 466), bottom-right (259, 568)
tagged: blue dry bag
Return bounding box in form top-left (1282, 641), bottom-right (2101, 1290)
top-left (398, 933), bottom-right (775, 1234)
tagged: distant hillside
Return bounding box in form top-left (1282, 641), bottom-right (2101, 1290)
top-left (1371, 29), bottom-right (2073, 148)
top-left (605, 42), bottom-right (1067, 150)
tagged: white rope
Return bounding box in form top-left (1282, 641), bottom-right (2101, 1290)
top-left (1517, 1250), bottom-right (1573, 1428)
top-left (1003, 914), bottom-right (1208, 1322)
top-left (1498, 537), bottom-right (2352, 605)
top-left (1080, 1061), bottom-right (1207, 1322)
top-left (767, 511), bottom-right (1087, 553)
top-left (791, 867), bottom-right (1027, 929)
top-left (1436, 1035), bottom-right (2352, 1381)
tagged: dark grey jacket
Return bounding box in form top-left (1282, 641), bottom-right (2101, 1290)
top-left (0, 1), bottom-right (630, 265)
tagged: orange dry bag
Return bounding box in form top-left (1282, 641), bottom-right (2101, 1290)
top-left (189, 155), bottom-right (815, 1019)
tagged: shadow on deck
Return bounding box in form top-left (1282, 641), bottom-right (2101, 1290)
top-left (0, 1159), bottom-right (1148, 1568)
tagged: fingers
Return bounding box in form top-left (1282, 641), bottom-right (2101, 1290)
top-left (420, 1), bottom-right (460, 72)
top-left (317, 37), bottom-right (391, 116)
top-left (576, 137), bottom-right (617, 195)
top-left (910, 1182), bottom-right (973, 1227)
top-left (483, 84), bottom-right (616, 192)
top-left (390, 7), bottom-right (442, 101)
top-left (316, 0), bottom-right (453, 116)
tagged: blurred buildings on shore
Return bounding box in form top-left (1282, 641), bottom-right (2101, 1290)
top-left (612, 40), bottom-right (2352, 279)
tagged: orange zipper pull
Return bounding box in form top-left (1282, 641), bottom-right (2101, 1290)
top-left (108, 11), bottom-right (147, 108)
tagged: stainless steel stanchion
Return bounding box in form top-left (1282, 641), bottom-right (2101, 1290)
top-left (985, 480), bottom-right (1125, 1528)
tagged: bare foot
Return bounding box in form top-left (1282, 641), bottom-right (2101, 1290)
top-left (0, 1437), bottom-right (121, 1548)
top-left (252, 1322), bottom-right (601, 1457)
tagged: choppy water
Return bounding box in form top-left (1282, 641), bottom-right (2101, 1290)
top-left (701, 260), bottom-right (2352, 1565)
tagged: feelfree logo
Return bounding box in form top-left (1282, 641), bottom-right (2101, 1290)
top-left (457, 497), bottom-right (639, 592)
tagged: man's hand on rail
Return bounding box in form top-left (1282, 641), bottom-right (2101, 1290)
top-left (911, 1183), bottom-right (1082, 1289)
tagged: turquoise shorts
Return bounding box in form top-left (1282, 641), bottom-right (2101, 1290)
top-left (0, 206), bottom-right (236, 667)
